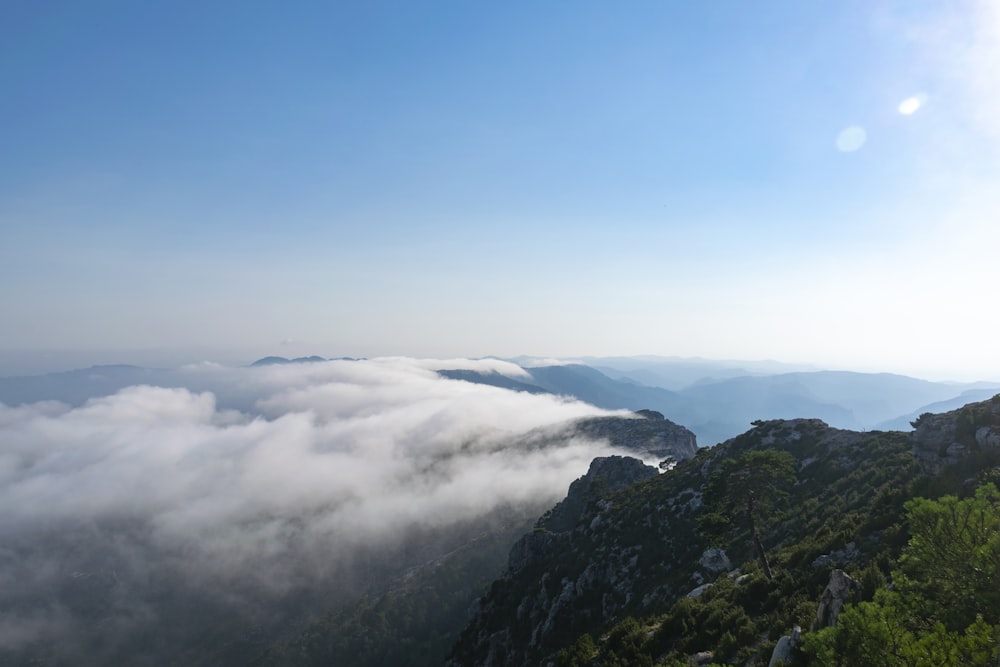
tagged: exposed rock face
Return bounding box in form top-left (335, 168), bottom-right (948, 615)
top-left (911, 412), bottom-right (963, 474)
top-left (686, 582), bottom-right (713, 598)
top-left (814, 569), bottom-right (860, 629)
top-left (698, 548), bottom-right (731, 574)
top-left (535, 456), bottom-right (658, 534)
top-left (910, 395), bottom-right (1000, 474)
top-left (768, 626), bottom-right (800, 667)
top-left (811, 542), bottom-right (860, 569)
top-left (442, 418), bottom-right (699, 667)
top-left (979, 426), bottom-right (1000, 448)
top-left (572, 411), bottom-right (698, 464)
top-left (507, 530), bottom-right (567, 576)
top-left (448, 453), bottom-right (696, 667)
top-left (508, 456), bottom-right (657, 576)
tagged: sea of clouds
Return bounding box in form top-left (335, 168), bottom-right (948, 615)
top-left (0, 357), bottom-right (631, 663)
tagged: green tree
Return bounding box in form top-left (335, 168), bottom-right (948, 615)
top-left (801, 484), bottom-right (1000, 666)
top-left (910, 412), bottom-right (933, 429)
top-left (556, 633), bottom-right (598, 667)
top-left (893, 483), bottom-right (1000, 633)
top-left (702, 449), bottom-right (795, 580)
top-left (802, 596), bottom-right (998, 666)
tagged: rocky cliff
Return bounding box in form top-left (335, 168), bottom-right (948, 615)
top-left (910, 393), bottom-right (1000, 474)
top-left (251, 412), bottom-right (697, 667)
top-left (570, 410), bottom-right (698, 466)
top-left (530, 456), bottom-right (659, 535)
top-left (448, 397), bottom-right (1000, 665)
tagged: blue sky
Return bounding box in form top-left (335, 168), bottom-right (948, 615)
top-left (2, 1), bottom-right (998, 379)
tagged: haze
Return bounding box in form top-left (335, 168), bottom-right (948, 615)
top-left (2, 1), bottom-right (1000, 381)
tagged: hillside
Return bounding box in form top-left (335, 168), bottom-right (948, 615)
top-left (448, 394), bottom-right (1000, 666)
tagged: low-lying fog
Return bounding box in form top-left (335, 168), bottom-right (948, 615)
top-left (0, 357), bottom-right (631, 664)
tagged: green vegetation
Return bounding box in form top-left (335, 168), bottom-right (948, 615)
top-left (954, 396), bottom-right (1000, 447)
top-left (702, 449), bottom-right (796, 579)
top-left (802, 484), bottom-right (1000, 666)
top-left (451, 419), bottom-right (928, 665)
top-left (557, 475), bottom-right (1000, 666)
top-left (519, 403), bottom-right (1000, 665)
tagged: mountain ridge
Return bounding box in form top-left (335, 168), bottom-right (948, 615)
top-left (440, 362), bottom-right (997, 447)
top-left (447, 393), bottom-right (1000, 666)
top-left (4, 357), bottom-right (993, 448)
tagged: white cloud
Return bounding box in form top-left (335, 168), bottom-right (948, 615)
top-left (0, 358), bottom-right (630, 659)
top-left (518, 357), bottom-right (579, 368)
top-left (407, 356), bottom-right (533, 378)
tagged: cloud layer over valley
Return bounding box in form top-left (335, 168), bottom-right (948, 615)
top-left (0, 358), bottom-right (629, 664)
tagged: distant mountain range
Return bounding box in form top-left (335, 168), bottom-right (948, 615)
top-left (577, 354), bottom-right (820, 391)
top-left (0, 356), bottom-right (352, 413)
top-left (1, 356), bottom-right (997, 447)
top-left (250, 355), bottom-right (330, 366)
top-left (442, 359), bottom-right (1000, 446)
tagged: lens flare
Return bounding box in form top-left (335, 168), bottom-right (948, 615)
top-left (836, 126), bottom-right (867, 152)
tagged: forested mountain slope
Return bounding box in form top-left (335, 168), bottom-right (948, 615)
top-left (449, 395), bottom-right (1000, 666)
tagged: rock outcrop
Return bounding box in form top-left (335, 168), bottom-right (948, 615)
top-left (448, 451), bottom-right (702, 667)
top-left (508, 456), bottom-right (657, 576)
top-left (814, 569), bottom-right (860, 629)
top-left (811, 542), bottom-right (860, 569)
top-left (571, 410), bottom-right (698, 464)
top-left (535, 456), bottom-right (658, 534)
top-left (449, 399), bottom-right (1000, 666)
top-left (910, 395), bottom-right (1000, 474)
top-left (768, 626), bottom-right (800, 667)
top-left (698, 547), bottom-right (731, 575)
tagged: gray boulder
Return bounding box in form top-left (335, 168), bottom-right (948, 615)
top-left (814, 569), bottom-right (860, 629)
top-left (768, 626), bottom-right (800, 667)
top-left (699, 547), bottom-right (732, 574)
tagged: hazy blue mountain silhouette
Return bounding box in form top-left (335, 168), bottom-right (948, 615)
top-left (676, 371), bottom-right (973, 428)
top-left (250, 355), bottom-right (329, 366)
top-left (442, 364), bottom-right (736, 445)
top-left (877, 387), bottom-right (1000, 430)
top-left (437, 369), bottom-right (550, 394)
top-left (443, 363), bottom-right (998, 447)
top-left (0, 365), bottom-right (174, 406)
top-left (581, 355), bottom-right (817, 391)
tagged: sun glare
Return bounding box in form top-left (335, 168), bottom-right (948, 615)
top-left (898, 95), bottom-right (926, 115)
